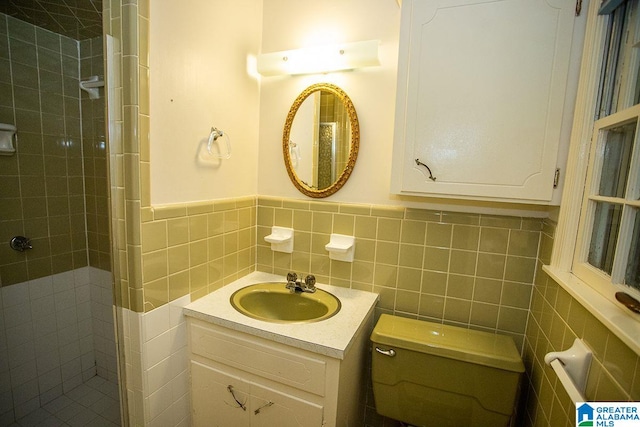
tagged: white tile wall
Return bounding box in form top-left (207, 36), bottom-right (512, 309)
top-left (0, 267), bottom-right (117, 424)
top-left (90, 268), bottom-right (118, 382)
top-left (122, 295), bottom-right (191, 426)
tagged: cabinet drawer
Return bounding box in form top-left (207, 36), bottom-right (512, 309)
top-left (190, 321), bottom-right (327, 396)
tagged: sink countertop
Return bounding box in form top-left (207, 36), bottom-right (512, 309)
top-left (183, 271), bottom-right (379, 359)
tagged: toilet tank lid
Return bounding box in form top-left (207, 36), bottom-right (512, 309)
top-left (370, 314), bottom-right (524, 373)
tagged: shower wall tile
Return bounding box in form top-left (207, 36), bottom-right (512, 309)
top-left (0, 13), bottom-right (94, 288)
top-left (0, 267), bottom-right (109, 424)
top-left (81, 36), bottom-right (110, 271)
top-left (90, 268), bottom-right (118, 382)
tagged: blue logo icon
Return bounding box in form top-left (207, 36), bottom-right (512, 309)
top-left (577, 403), bottom-right (594, 426)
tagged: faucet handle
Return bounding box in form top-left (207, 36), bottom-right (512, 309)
top-left (286, 272), bottom-right (298, 282)
top-left (10, 236), bottom-right (32, 252)
top-left (304, 275), bottom-right (316, 288)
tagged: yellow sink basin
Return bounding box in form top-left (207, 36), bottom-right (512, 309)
top-left (230, 282), bottom-right (341, 323)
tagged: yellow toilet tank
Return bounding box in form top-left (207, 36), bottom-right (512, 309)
top-left (371, 314), bottom-right (524, 427)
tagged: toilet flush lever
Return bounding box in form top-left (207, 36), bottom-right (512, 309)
top-left (375, 347), bottom-right (396, 357)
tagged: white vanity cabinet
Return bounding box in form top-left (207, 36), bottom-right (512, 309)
top-left (188, 318), bottom-right (370, 427)
top-left (391, 0), bottom-right (585, 203)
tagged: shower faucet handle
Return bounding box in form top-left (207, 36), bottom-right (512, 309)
top-left (10, 236), bottom-right (32, 252)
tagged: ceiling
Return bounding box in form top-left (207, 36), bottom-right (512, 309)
top-left (0, 0), bottom-right (102, 40)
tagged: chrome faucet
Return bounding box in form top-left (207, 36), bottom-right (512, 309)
top-left (285, 272), bottom-right (316, 293)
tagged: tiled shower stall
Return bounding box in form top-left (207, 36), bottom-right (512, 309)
top-left (0, 13), bottom-right (119, 425)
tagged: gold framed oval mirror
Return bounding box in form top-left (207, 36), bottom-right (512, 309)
top-left (283, 83), bottom-right (359, 198)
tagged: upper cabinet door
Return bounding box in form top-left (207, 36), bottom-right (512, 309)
top-left (391, 0), bottom-right (581, 203)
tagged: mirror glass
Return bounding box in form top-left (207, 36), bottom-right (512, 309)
top-left (283, 83), bottom-right (359, 198)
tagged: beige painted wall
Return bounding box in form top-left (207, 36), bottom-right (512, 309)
top-left (257, 0), bottom-right (402, 205)
top-left (148, 0), bottom-right (549, 217)
top-left (149, 0), bottom-right (262, 205)
top-left (255, 0), bottom-right (553, 218)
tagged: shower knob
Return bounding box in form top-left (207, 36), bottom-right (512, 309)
top-left (10, 236), bottom-right (32, 252)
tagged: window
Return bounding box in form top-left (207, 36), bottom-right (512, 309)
top-left (574, 107), bottom-right (640, 295)
top-left (572, 0), bottom-right (640, 303)
top-left (548, 0), bottom-right (640, 353)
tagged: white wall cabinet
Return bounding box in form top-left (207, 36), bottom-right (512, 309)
top-left (188, 318), bottom-right (370, 427)
top-left (391, 0), bottom-right (584, 203)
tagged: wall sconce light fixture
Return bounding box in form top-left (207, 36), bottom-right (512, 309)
top-left (257, 40), bottom-right (380, 76)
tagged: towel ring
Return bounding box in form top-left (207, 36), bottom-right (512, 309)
top-left (207, 127), bottom-right (231, 159)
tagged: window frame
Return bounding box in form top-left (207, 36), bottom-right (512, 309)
top-left (547, 0), bottom-right (640, 355)
top-left (573, 105), bottom-right (640, 293)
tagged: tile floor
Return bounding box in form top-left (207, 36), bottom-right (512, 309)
top-left (9, 376), bottom-right (121, 427)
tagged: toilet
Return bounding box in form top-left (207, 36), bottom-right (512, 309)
top-left (370, 314), bottom-right (525, 427)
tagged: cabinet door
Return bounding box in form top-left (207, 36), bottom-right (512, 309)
top-left (191, 361), bottom-right (251, 427)
top-left (391, 0), bottom-right (578, 202)
top-left (191, 361), bottom-right (324, 427)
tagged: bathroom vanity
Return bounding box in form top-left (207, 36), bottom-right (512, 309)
top-left (184, 272), bottom-right (378, 427)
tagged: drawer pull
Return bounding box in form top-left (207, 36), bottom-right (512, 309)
top-left (254, 401), bottom-right (274, 415)
top-left (227, 385), bottom-right (247, 411)
top-left (375, 347), bottom-right (396, 357)
top-left (415, 158), bottom-right (437, 181)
